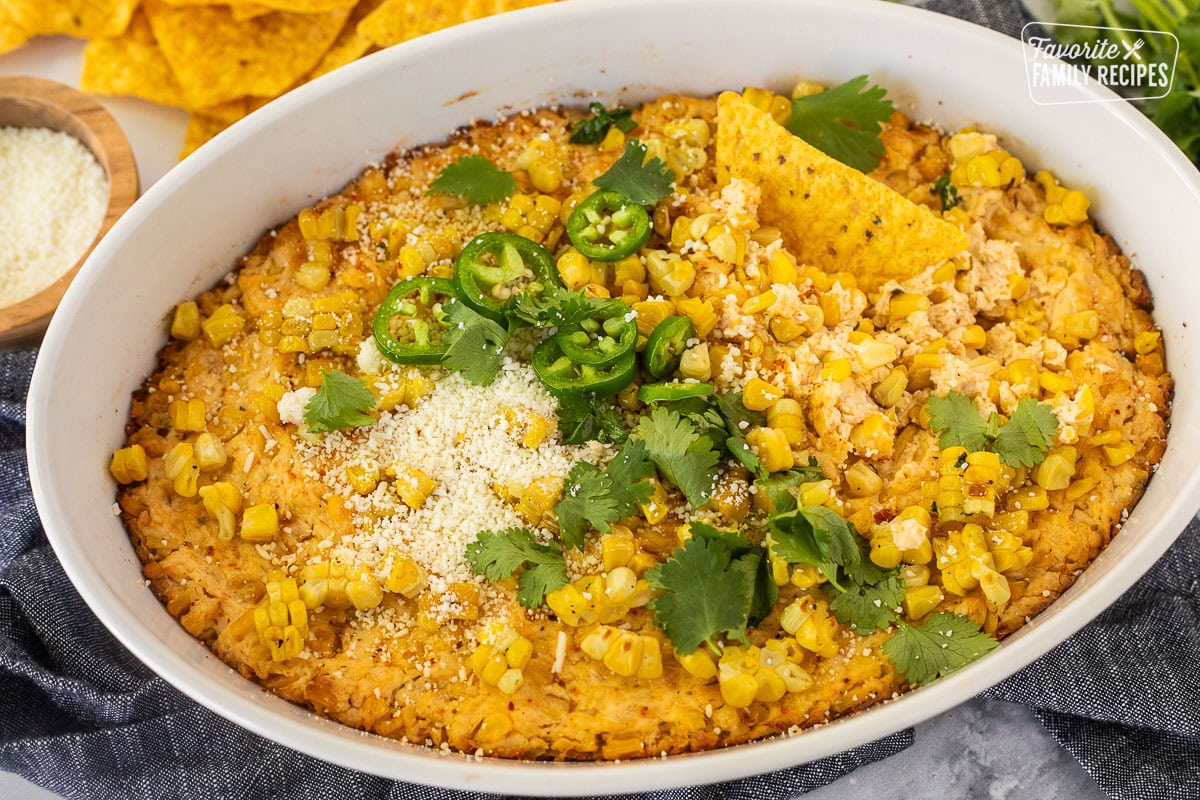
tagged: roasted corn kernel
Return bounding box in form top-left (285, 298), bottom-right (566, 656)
top-left (240, 503), bottom-right (278, 542)
top-left (109, 444), bottom-right (148, 484)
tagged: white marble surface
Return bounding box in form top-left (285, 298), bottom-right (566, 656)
top-left (0, 698), bottom-right (1109, 798)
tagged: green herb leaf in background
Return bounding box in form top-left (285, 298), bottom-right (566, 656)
top-left (1053, 1), bottom-right (1200, 164)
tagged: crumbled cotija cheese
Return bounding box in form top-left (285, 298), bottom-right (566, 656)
top-left (295, 364), bottom-right (609, 613)
top-left (276, 387), bottom-right (316, 425)
top-left (0, 127), bottom-right (107, 307)
top-left (891, 518), bottom-right (927, 551)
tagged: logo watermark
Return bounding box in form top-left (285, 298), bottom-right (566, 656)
top-left (1022, 23), bottom-right (1178, 105)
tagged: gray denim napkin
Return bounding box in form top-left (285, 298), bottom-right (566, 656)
top-left (2, 2), bottom-right (1196, 798)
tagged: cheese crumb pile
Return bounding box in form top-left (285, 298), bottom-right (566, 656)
top-left (295, 363), bottom-right (608, 607)
top-left (0, 126), bottom-right (107, 307)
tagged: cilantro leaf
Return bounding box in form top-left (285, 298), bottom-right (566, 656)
top-left (304, 370), bottom-right (375, 433)
top-left (506, 285), bottom-right (600, 328)
top-left (555, 462), bottom-right (620, 551)
top-left (926, 391), bottom-right (990, 452)
top-left (663, 396), bottom-right (727, 445)
top-left (755, 460), bottom-right (827, 513)
top-left (646, 535), bottom-right (758, 654)
top-left (933, 173), bottom-right (960, 210)
top-left (428, 155), bottom-right (516, 205)
top-left (465, 528), bottom-right (544, 580)
top-left (829, 572), bottom-right (905, 634)
top-left (712, 391), bottom-right (770, 479)
top-left (569, 102), bottom-right (637, 145)
top-left (770, 510), bottom-right (833, 582)
top-left (464, 528), bottom-right (568, 608)
top-left (636, 406), bottom-right (721, 508)
top-left (715, 391), bottom-right (767, 432)
top-left (992, 398), bottom-right (1059, 468)
top-left (686, 521), bottom-right (751, 551)
top-left (554, 439), bottom-right (652, 549)
top-left (555, 393), bottom-right (630, 445)
top-left (726, 434), bottom-right (766, 479)
top-left (926, 392), bottom-right (1059, 468)
top-left (769, 504), bottom-right (861, 590)
top-left (604, 437), bottom-right (655, 502)
top-left (808, 505), bottom-right (863, 572)
top-left (592, 140), bottom-right (674, 206)
top-left (844, 555), bottom-right (888, 587)
top-left (785, 75), bottom-right (894, 172)
top-left (440, 298), bottom-right (509, 386)
top-left (748, 547), bottom-right (779, 625)
top-left (881, 611), bottom-right (1000, 686)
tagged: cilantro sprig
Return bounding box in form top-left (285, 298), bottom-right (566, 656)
top-left (925, 391), bottom-right (1059, 467)
top-left (784, 75), bottom-right (895, 172)
top-left (428, 155), bottom-right (516, 205)
top-left (442, 284), bottom-right (608, 388)
top-left (638, 390), bottom-right (770, 479)
top-left (464, 528), bottom-right (568, 608)
top-left (768, 500), bottom-right (862, 592)
top-left (636, 406), bottom-right (721, 508)
top-left (593, 140), bottom-right (675, 206)
top-left (933, 173), bottom-right (960, 210)
top-left (828, 571), bottom-right (905, 634)
top-left (882, 611), bottom-right (1000, 685)
top-left (304, 370), bottom-right (376, 433)
top-left (764, 489), bottom-right (1000, 683)
top-left (569, 102), bottom-right (637, 145)
top-left (555, 438), bottom-right (653, 550)
top-left (551, 402), bottom-right (738, 551)
top-left (555, 393), bottom-right (630, 446)
top-left (506, 284), bottom-right (601, 329)
top-left (646, 523), bottom-right (775, 655)
top-left (754, 460), bottom-right (826, 505)
top-left (714, 391), bottom-right (769, 478)
top-left (440, 298), bottom-right (509, 386)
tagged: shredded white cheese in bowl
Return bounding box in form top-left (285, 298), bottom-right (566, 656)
top-left (0, 126), bottom-right (108, 308)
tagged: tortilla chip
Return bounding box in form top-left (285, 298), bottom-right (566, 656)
top-left (0, 5), bottom-right (29, 55)
top-left (310, 0), bottom-right (384, 79)
top-left (80, 10), bottom-right (187, 108)
top-left (232, 4), bottom-right (274, 21)
top-left (161, 0), bottom-right (356, 11)
top-left (144, 0), bottom-right (350, 109)
top-left (195, 97), bottom-right (254, 124)
top-left (3, 0), bottom-right (138, 38)
top-left (181, 111), bottom-right (240, 158)
top-left (715, 91), bottom-right (968, 291)
top-left (357, 0), bottom-right (556, 49)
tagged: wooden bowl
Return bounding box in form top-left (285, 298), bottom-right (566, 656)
top-left (0, 76), bottom-right (138, 345)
